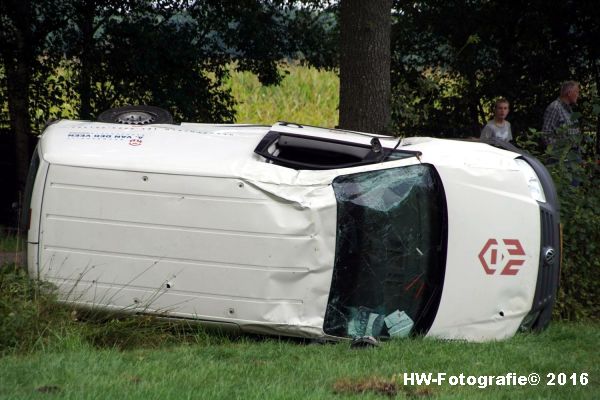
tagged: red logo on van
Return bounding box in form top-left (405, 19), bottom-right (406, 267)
top-left (129, 138), bottom-right (143, 146)
top-left (478, 239), bottom-right (526, 276)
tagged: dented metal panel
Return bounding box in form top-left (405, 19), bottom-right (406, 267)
top-left (39, 164), bottom-right (337, 337)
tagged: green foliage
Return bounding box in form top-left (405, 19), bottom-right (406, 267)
top-left (516, 104), bottom-right (600, 321)
top-left (0, 264), bottom-right (65, 353)
top-left (1, 0), bottom-right (337, 131)
top-left (0, 229), bottom-right (21, 252)
top-left (0, 264), bottom-right (217, 355)
top-left (391, 0), bottom-right (600, 138)
top-left (226, 63), bottom-right (339, 126)
top-left (7, 62), bottom-right (339, 130)
top-left (29, 63), bottom-right (80, 132)
top-left (0, 65), bottom-right (8, 130)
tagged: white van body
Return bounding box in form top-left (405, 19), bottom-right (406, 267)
top-left (26, 120), bottom-right (560, 342)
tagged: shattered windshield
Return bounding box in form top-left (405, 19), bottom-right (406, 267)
top-left (324, 164), bottom-right (447, 339)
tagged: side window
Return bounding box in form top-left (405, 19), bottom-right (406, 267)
top-left (254, 131), bottom-right (418, 170)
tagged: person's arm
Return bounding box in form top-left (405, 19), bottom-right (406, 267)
top-left (542, 104), bottom-right (559, 145)
top-left (480, 124), bottom-right (493, 139)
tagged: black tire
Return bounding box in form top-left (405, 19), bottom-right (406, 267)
top-left (97, 105), bottom-right (173, 125)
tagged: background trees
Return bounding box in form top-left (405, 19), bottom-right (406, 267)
top-left (390, 0), bottom-right (599, 140)
top-left (0, 0), bottom-right (332, 186)
top-left (0, 0), bottom-right (69, 190)
top-left (1, 0), bottom-right (598, 207)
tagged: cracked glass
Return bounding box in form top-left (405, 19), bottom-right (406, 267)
top-left (324, 164), bottom-right (447, 338)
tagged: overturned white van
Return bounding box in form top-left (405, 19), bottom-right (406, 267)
top-left (24, 106), bottom-right (561, 342)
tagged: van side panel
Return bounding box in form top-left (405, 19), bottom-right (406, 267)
top-left (38, 165), bottom-right (337, 337)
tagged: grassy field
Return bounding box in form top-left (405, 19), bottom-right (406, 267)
top-left (1, 265), bottom-right (599, 399)
top-left (0, 321), bottom-right (598, 399)
top-left (226, 64), bottom-right (339, 127)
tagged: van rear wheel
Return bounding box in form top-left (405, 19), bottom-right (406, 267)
top-left (97, 105), bottom-right (173, 125)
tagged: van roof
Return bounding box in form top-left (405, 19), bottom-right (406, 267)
top-left (40, 120), bottom-right (517, 180)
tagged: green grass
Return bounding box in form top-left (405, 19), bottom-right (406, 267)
top-left (1, 265), bottom-right (599, 399)
top-left (226, 64), bottom-right (339, 127)
top-left (0, 322), bottom-right (597, 399)
top-left (0, 231), bottom-right (21, 252)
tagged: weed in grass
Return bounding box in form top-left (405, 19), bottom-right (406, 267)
top-left (0, 263), bottom-right (70, 354)
top-left (332, 376), bottom-right (399, 397)
top-left (80, 314), bottom-right (215, 351)
top-left (35, 385), bottom-right (61, 394)
top-left (0, 264), bottom-right (229, 355)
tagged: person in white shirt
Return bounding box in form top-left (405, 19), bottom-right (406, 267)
top-left (480, 98), bottom-right (512, 142)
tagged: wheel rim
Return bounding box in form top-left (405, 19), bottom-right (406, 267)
top-left (115, 111), bottom-right (156, 125)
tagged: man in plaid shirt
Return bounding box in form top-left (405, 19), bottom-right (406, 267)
top-left (542, 81), bottom-right (580, 144)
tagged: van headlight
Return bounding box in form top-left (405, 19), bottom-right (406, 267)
top-left (515, 158), bottom-right (546, 203)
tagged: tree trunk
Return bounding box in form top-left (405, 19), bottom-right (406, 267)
top-left (2, 0), bottom-right (34, 192)
top-left (5, 59), bottom-right (32, 192)
top-left (78, 1), bottom-right (96, 120)
top-left (338, 0), bottom-right (392, 134)
top-left (595, 62), bottom-right (600, 157)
